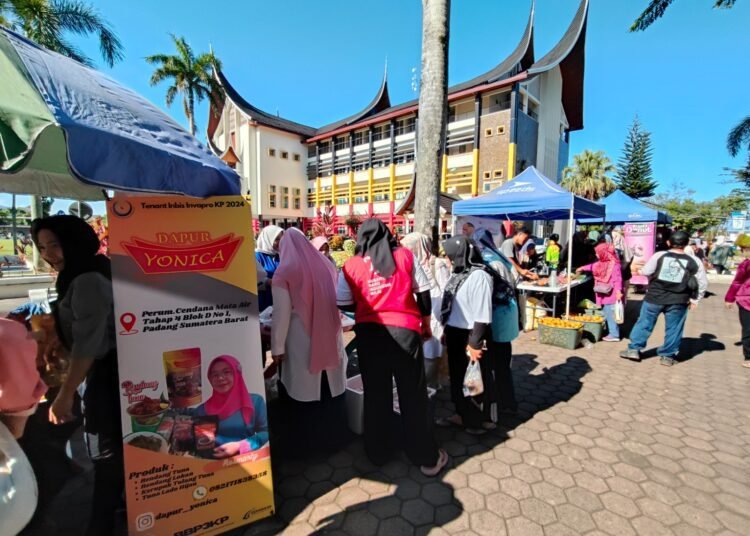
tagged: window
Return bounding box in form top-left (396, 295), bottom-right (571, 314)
top-left (293, 153), bottom-right (301, 162)
top-left (483, 171), bottom-right (491, 179)
top-left (353, 130), bottom-right (368, 146)
top-left (497, 125), bottom-right (506, 135)
top-left (308, 145), bottom-right (317, 157)
top-left (336, 226), bottom-right (348, 236)
top-left (319, 141), bottom-right (332, 154)
top-left (527, 101), bottom-right (540, 121)
top-left (268, 148), bottom-right (276, 157)
top-left (268, 185), bottom-right (277, 208)
top-left (396, 117), bottom-right (416, 135)
top-left (334, 136), bottom-right (350, 151)
top-left (482, 91), bottom-right (511, 114)
top-left (293, 188), bottom-right (301, 210)
top-left (485, 128), bottom-right (493, 137)
top-left (493, 170), bottom-right (504, 179)
top-left (281, 151), bottom-right (289, 159)
top-left (282, 186), bottom-right (289, 209)
top-left (483, 183), bottom-right (493, 193)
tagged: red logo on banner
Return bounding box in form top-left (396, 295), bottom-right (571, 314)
top-left (122, 232), bottom-right (243, 274)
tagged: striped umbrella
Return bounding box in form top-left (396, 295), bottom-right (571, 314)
top-left (0, 27), bottom-right (239, 199)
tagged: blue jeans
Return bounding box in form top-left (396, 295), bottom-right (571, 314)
top-left (602, 304), bottom-right (619, 338)
top-left (628, 301), bottom-right (688, 357)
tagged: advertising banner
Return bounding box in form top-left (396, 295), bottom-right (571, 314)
top-left (107, 196), bottom-right (273, 536)
top-left (624, 222), bottom-right (656, 286)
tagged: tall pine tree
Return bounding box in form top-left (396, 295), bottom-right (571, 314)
top-left (616, 117), bottom-right (658, 198)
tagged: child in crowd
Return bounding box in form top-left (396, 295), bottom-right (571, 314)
top-left (577, 243), bottom-right (623, 342)
top-left (724, 233), bottom-right (750, 368)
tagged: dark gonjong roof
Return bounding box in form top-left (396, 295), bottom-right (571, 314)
top-left (448, 3), bottom-right (535, 94)
top-left (527, 0), bottom-right (588, 131)
top-left (314, 70), bottom-right (392, 136)
top-left (214, 69), bottom-right (317, 137)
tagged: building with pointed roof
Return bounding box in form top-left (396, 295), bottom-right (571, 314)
top-left (208, 0), bottom-right (589, 233)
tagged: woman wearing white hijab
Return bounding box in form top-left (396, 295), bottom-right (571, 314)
top-left (255, 225), bottom-right (284, 312)
top-left (401, 233), bottom-right (448, 389)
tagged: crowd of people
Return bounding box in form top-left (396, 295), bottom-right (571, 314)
top-left (3, 213), bottom-right (749, 534)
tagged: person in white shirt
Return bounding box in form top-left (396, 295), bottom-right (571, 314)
top-left (271, 228), bottom-right (348, 457)
top-left (401, 232), bottom-right (447, 390)
top-left (439, 236), bottom-right (494, 435)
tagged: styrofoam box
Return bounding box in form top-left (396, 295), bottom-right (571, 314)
top-left (345, 374), bottom-right (436, 435)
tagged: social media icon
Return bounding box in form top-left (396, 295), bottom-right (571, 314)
top-left (192, 486), bottom-right (207, 501)
top-left (136, 513), bottom-right (155, 532)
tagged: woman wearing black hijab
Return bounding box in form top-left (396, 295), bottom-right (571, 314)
top-left (440, 236), bottom-right (495, 434)
top-left (337, 219), bottom-right (448, 476)
top-left (31, 215), bottom-right (123, 535)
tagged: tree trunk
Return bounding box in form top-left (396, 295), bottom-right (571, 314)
top-left (188, 90), bottom-right (196, 136)
top-left (415, 0), bottom-right (450, 251)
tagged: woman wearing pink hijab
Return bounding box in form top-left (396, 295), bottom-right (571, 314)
top-left (272, 228), bottom-right (348, 456)
top-left (311, 236), bottom-right (337, 266)
top-left (192, 355), bottom-right (268, 458)
top-left (0, 318), bottom-right (47, 438)
top-left (577, 243), bottom-right (623, 341)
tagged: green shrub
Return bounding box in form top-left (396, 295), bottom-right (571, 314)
top-left (343, 239), bottom-right (356, 256)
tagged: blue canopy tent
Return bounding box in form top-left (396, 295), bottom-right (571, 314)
top-left (0, 27), bottom-right (240, 199)
top-left (453, 166), bottom-right (605, 316)
top-left (579, 190), bottom-right (671, 224)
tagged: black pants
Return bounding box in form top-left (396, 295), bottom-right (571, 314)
top-left (87, 456), bottom-right (125, 536)
top-left (740, 306), bottom-right (750, 361)
top-left (355, 323), bottom-right (438, 467)
top-left (445, 326), bottom-right (485, 429)
top-left (485, 341), bottom-right (517, 412)
top-left (278, 371), bottom-right (349, 458)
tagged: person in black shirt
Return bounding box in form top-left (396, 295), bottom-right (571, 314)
top-left (620, 231), bottom-right (708, 366)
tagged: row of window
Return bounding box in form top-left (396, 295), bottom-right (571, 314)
top-left (267, 148), bottom-right (301, 161)
top-left (268, 185), bottom-right (302, 210)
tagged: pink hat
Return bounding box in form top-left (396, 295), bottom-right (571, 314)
top-left (311, 236), bottom-right (329, 251)
top-left (0, 319), bottom-right (46, 413)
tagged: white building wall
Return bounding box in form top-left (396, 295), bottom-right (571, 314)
top-left (257, 127), bottom-right (308, 221)
top-left (535, 67), bottom-right (565, 181)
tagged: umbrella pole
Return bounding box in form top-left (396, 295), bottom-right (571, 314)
top-left (11, 194), bottom-right (18, 255)
top-left (565, 205), bottom-right (574, 317)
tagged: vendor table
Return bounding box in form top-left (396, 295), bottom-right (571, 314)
top-left (517, 275), bottom-right (590, 317)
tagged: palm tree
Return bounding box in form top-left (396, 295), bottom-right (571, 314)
top-left (146, 35), bottom-right (223, 136)
top-left (0, 0), bottom-right (123, 66)
top-left (631, 0), bottom-right (736, 31)
top-left (561, 150), bottom-right (617, 201)
top-left (728, 116), bottom-right (750, 157)
top-left (414, 0), bottom-right (450, 250)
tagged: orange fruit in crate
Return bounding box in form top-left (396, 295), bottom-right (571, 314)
top-left (539, 318), bottom-right (583, 329)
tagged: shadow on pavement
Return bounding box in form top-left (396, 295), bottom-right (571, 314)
top-left (250, 354), bottom-right (591, 534)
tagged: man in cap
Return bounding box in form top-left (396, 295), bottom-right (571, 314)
top-left (620, 230), bottom-right (708, 366)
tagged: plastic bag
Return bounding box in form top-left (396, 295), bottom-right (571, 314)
top-left (462, 360), bottom-right (484, 398)
top-left (614, 300), bottom-right (624, 324)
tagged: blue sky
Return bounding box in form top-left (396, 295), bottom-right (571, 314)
top-left (3, 0), bottom-right (750, 214)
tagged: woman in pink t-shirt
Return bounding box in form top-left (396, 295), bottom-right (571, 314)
top-left (724, 234), bottom-right (750, 368)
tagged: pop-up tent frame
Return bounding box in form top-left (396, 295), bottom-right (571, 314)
top-left (452, 166), bottom-right (605, 316)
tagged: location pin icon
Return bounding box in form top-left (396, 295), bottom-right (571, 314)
top-left (120, 313), bottom-right (136, 333)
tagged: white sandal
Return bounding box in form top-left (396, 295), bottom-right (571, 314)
top-left (421, 449), bottom-right (449, 477)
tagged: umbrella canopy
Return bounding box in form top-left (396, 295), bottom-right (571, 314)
top-left (0, 27), bottom-right (240, 199)
top-left (452, 166), bottom-right (604, 220)
top-left (579, 189), bottom-right (672, 224)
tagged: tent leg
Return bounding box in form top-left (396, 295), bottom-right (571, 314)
top-left (565, 206), bottom-right (574, 318)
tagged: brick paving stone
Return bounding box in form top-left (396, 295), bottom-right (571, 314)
top-left (341, 510), bottom-right (379, 536)
top-left (674, 503), bottom-right (723, 532)
top-left (470, 510), bottom-right (507, 536)
top-left (592, 510), bottom-right (636, 536)
top-left (506, 516), bottom-right (544, 536)
top-left (565, 486), bottom-right (605, 513)
top-left (530, 482), bottom-right (567, 506)
top-left (376, 516), bottom-right (414, 536)
top-left (519, 497), bottom-right (557, 526)
top-left (486, 491), bottom-right (522, 518)
top-left (401, 498), bottom-right (435, 526)
top-left (555, 503), bottom-right (596, 532)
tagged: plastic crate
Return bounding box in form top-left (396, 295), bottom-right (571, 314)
top-left (538, 323), bottom-right (583, 350)
top-left (565, 316), bottom-right (605, 342)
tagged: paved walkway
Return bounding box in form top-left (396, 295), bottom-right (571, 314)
top-left (243, 285), bottom-right (750, 536)
top-left (21, 284), bottom-right (750, 535)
